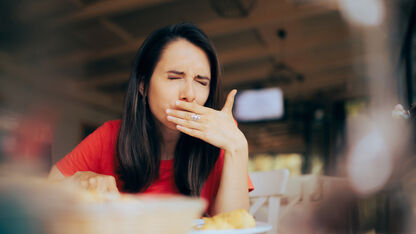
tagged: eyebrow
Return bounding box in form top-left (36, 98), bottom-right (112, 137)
top-left (167, 70), bottom-right (210, 80)
top-left (167, 70), bottom-right (184, 75)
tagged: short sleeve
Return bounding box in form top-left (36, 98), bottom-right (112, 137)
top-left (56, 122), bottom-right (109, 177)
top-left (248, 174), bottom-right (254, 192)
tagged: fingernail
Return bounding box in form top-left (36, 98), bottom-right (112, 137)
top-left (166, 109), bottom-right (171, 113)
top-left (176, 100), bottom-right (180, 105)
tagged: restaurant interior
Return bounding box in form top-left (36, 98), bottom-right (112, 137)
top-left (0, 0), bottom-right (416, 233)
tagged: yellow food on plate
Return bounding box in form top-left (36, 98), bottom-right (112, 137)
top-left (201, 209), bottom-right (256, 230)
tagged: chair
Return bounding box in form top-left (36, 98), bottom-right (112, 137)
top-left (249, 169), bottom-right (290, 234)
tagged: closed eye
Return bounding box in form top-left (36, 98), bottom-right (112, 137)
top-left (168, 77), bottom-right (181, 80)
top-left (196, 80), bottom-right (208, 86)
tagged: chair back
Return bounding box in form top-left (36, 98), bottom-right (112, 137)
top-left (249, 169), bottom-right (290, 234)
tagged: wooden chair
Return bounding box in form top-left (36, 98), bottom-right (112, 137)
top-left (249, 169), bottom-right (290, 234)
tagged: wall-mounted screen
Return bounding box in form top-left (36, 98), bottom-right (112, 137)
top-left (233, 87), bottom-right (284, 122)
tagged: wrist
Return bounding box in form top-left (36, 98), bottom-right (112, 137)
top-left (224, 134), bottom-right (248, 160)
top-left (224, 133), bottom-right (248, 157)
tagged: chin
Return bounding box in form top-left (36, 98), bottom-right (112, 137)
top-left (153, 114), bottom-right (178, 132)
top-left (165, 121), bottom-right (179, 131)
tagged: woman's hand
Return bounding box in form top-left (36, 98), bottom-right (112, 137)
top-left (166, 89), bottom-right (250, 214)
top-left (166, 89), bottom-right (247, 153)
top-left (68, 171), bottom-right (119, 194)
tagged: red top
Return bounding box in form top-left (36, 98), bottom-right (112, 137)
top-left (56, 120), bottom-right (253, 214)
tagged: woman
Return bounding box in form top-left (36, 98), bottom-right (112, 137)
top-left (48, 22), bottom-right (253, 215)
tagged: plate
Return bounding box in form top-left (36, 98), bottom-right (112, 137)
top-left (190, 219), bottom-right (272, 234)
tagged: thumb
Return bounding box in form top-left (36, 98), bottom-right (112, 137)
top-left (222, 89), bottom-right (237, 113)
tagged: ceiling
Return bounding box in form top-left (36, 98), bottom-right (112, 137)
top-left (0, 0), bottom-right (369, 114)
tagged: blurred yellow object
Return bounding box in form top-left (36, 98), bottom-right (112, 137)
top-left (201, 209), bottom-right (255, 230)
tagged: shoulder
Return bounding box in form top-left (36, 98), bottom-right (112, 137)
top-left (102, 119), bottom-right (121, 129)
top-left (99, 119), bottom-right (121, 135)
top-left (89, 120), bottom-right (121, 144)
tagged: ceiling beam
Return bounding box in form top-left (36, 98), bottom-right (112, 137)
top-left (201, 0), bottom-right (334, 37)
top-left (81, 40), bottom-right (361, 88)
top-left (0, 52), bottom-right (122, 113)
top-left (68, 0), bottom-right (136, 50)
top-left (282, 73), bottom-right (354, 98)
top-left (223, 63), bottom-right (273, 85)
top-left (17, 0), bottom-right (74, 23)
top-left (222, 51), bottom-right (370, 96)
top-left (77, 28), bottom-right (357, 88)
top-left (223, 66), bottom-right (357, 89)
top-left (81, 41), bottom-right (363, 91)
top-left (222, 49), bottom-right (365, 87)
top-left (99, 18), bottom-right (134, 43)
top-left (287, 43), bottom-right (364, 73)
top-left (79, 72), bottom-right (130, 87)
top-left (45, 0), bottom-right (336, 68)
top-left (52, 0), bottom-right (174, 26)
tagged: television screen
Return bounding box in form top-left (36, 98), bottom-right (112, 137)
top-left (233, 87), bottom-right (284, 122)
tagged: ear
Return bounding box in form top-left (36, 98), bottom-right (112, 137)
top-left (139, 82), bottom-right (145, 96)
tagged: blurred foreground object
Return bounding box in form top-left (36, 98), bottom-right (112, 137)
top-left (392, 104), bottom-right (416, 120)
top-left (0, 176), bottom-right (206, 234)
top-left (392, 104), bottom-right (411, 120)
top-left (278, 175), bottom-right (357, 234)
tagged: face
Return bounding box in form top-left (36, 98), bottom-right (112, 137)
top-left (146, 39), bottom-right (211, 131)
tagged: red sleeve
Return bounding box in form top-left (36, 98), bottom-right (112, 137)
top-left (56, 122), bottom-right (110, 177)
top-left (248, 173), bottom-right (254, 192)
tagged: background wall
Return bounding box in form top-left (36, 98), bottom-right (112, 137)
top-left (0, 73), bottom-right (119, 165)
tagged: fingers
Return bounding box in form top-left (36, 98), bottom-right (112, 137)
top-left (96, 176), bottom-right (119, 194)
top-left (222, 89), bottom-right (237, 113)
top-left (174, 100), bottom-right (207, 114)
top-left (71, 172), bottom-right (118, 194)
top-left (167, 115), bottom-right (203, 130)
top-left (167, 108), bottom-right (205, 122)
top-left (176, 125), bottom-right (205, 139)
top-left (106, 176), bottom-right (119, 193)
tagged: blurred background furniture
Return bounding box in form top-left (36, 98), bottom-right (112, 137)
top-left (278, 175), bottom-right (358, 234)
top-left (249, 169), bottom-right (289, 234)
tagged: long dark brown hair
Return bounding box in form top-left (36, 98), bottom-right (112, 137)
top-left (116, 22), bottom-right (222, 196)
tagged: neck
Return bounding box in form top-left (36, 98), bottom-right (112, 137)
top-left (159, 124), bottom-right (180, 160)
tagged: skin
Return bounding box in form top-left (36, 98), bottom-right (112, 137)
top-left (48, 39), bottom-right (249, 214)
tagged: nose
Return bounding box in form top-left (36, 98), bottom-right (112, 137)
top-left (179, 80), bottom-right (196, 103)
